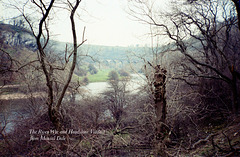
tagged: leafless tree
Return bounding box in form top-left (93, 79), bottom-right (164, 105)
top-left (127, 0), bottom-right (240, 156)
top-left (188, 0), bottom-right (240, 30)
top-left (4, 0), bottom-right (86, 130)
top-left (129, 0), bottom-right (240, 115)
top-left (103, 74), bottom-right (130, 128)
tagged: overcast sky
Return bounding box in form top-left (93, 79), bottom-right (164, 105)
top-left (1, 0), bottom-right (170, 47)
top-left (54, 0), bottom-right (152, 47)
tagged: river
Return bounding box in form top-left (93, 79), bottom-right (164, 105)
top-left (0, 74), bottom-right (146, 133)
top-left (81, 74), bottom-right (145, 95)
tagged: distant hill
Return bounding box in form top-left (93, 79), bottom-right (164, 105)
top-left (0, 23), bottom-right (36, 50)
top-left (0, 23), bottom-right (32, 35)
top-left (51, 40), bottom-right (150, 62)
top-left (0, 23), bottom-right (163, 67)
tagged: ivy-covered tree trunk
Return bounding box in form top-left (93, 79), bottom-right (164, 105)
top-left (154, 65), bottom-right (167, 124)
top-left (153, 65), bottom-right (169, 156)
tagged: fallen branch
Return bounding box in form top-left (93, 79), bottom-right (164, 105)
top-left (188, 133), bottom-right (217, 150)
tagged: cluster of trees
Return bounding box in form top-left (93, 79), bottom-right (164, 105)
top-left (75, 64), bottom-right (98, 77)
top-left (1, 0), bottom-right (240, 156)
top-left (1, 0), bottom-right (86, 155)
top-left (128, 0), bottom-right (240, 155)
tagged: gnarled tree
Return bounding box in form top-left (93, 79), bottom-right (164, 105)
top-left (3, 0), bottom-right (86, 130)
top-left (128, 0), bottom-right (240, 116)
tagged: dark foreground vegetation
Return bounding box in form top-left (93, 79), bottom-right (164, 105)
top-left (1, 0), bottom-right (240, 156)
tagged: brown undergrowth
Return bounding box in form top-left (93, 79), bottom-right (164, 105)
top-left (183, 116), bottom-right (240, 157)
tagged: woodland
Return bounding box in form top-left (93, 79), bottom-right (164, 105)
top-left (0, 0), bottom-right (240, 156)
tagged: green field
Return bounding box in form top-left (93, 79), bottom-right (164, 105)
top-left (74, 69), bottom-right (112, 83)
top-left (87, 69), bottom-right (112, 82)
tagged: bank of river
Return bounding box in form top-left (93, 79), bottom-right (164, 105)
top-left (0, 74), bottom-right (146, 133)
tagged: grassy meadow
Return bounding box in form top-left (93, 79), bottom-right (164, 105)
top-left (73, 69), bottom-right (112, 83)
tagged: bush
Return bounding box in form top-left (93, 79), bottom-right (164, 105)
top-left (118, 69), bottom-right (130, 77)
top-left (88, 64), bottom-right (98, 75)
top-left (108, 70), bottom-right (119, 81)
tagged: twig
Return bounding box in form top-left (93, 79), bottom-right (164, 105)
top-left (189, 133), bottom-right (217, 150)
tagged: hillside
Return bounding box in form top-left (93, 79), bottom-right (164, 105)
top-left (0, 23), bottom-right (147, 84)
top-left (0, 23), bottom-right (148, 65)
top-left (0, 23), bottom-right (36, 50)
top-left (50, 40), bottom-right (149, 64)
top-left (186, 117), bottom-right (240, 156)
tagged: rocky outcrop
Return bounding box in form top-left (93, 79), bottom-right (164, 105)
top-left (0, 23), bottom-right (36, 50)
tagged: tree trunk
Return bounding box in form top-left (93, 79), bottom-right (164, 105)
top-left (154, 65), bottom-right (167, 125)
top-left (153, 65), bottom-right (169, 156)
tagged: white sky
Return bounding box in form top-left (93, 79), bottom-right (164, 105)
top-left (1, 0), bottom-right (170, 47)
top-left (53, 0), bottom-right (153, 47)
